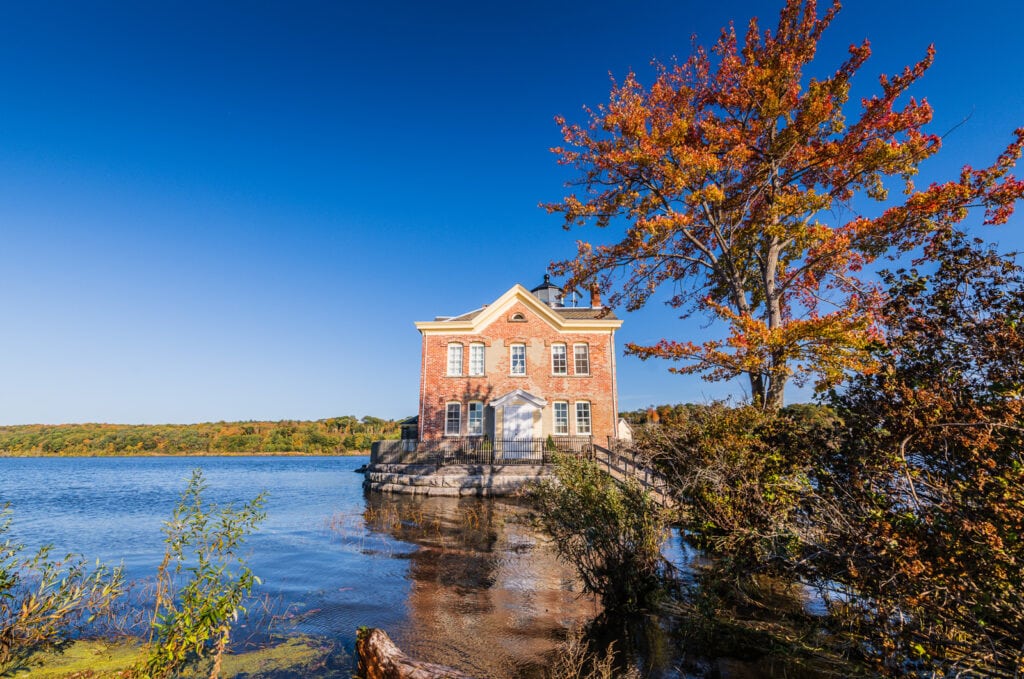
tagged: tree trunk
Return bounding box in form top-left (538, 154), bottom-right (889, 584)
top-left (764, 368), bottom-right (786, 411)
top-left (356, 628), bottom-right (476, 679)
top-left (761, 235), bottom-right (786, 412)
top-left (749, 372), bottom-right (767, 407)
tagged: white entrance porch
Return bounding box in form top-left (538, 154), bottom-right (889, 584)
top-left (490, 389), bottom-right (547, 460)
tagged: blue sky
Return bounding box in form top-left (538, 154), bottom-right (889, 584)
top-left (0, 1), bottom-right (1021, 424)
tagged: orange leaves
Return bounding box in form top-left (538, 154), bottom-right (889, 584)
top-left (848, 128), bottom-right (1024, 256)
top-left (628, 296), bottom-right (880, 394)
top-left (545, 0), bottom-right (1024, 409)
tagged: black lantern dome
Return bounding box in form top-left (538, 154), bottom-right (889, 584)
top-left (530, 274), bottom-right (564, 307)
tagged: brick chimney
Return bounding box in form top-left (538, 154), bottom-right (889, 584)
top-left (589, 283), bottom-right (602, 309)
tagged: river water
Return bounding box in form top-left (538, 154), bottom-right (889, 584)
top-left (0, 455), bottom-right (602, 677)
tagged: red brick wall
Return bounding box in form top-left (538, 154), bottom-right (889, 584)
top-left (418, 300), bottom-right (618, 443)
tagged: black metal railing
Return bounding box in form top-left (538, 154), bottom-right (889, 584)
top-left (373, 436), bottom-right (594, 466)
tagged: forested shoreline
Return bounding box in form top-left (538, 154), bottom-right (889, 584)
top-left (0, 416), bottom-right (403, 456)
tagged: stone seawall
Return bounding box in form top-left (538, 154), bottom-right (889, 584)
top-left (363, 462), bottom-right (552, 497)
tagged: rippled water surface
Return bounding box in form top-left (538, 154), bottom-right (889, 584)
top-left (1, 455), bottom-right (599, 676)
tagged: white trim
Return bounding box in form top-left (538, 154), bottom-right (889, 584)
top-left (610, 330), bottom-right (618, 438)
top-left (418, 335), bottom-right (427, 440)
top-left (490, 389), bottom-right (547, 409)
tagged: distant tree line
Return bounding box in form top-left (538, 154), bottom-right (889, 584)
top-left (620, 403), bottom-right (722, 427)
top-left (0, 416), bottom-right (403, 456)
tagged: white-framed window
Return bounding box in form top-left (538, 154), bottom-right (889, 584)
top-left (551, 343), bottom-right (567, 375)
top-left (469, 343), bottom-right (485, 376)
top-left (467, 401), bottom-right (484, 435)
top-left (553, 402), bottom-right (569, 435)
top-left (575, 401), bottom-right (592, 435)
top-left (445, 402), bottom-right (462, 436)
top-left (573, 344), bottom-right (590, 375)
top-left (510, 343), bottom-right (526, 375)
top-left (447, 343), bottom-right (463, 376)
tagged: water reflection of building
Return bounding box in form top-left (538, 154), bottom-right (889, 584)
top-left (362, 492), bottom-right (600, 678)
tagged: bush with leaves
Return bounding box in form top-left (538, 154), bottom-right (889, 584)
top-left (818, 229), bottom-right (1024, 675)
top-left (529, 454), bottom-right (671, 612)
top-left (138, 469), bottom-right (267, 679)
top-left (0, 505), bottom-right (124, 673)
top-left (636, 403), bottom-right (823, 581)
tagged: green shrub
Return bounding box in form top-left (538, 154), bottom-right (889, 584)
top-left (818, 230), bottom-right (1024, 675)
top-left (636, 403), bottom-right (815, 579)
top-left (529, 455), bottom-right (671, 612)
top-left (138, 469), bottom-right (267, 678)
top-left (0, 505), bottom-right (124, 672)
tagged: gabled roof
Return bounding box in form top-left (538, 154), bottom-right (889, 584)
top-left (444, 308), bottom-right (486, 322)
top-left (555, 307), bottom-right (619, 320)
top-left (415, 284), bottom-right (622, 334)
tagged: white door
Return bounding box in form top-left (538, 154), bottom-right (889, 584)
top-left (503, 405), bottom-right (533, 458)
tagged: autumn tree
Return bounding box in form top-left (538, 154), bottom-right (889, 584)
top-left (546, 0), bottom-right (1024, 409)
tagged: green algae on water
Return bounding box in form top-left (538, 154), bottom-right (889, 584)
top-left (11, 636), bottom-right (341, 678)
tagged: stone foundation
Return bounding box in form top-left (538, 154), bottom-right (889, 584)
top-left (363, 462), bottom-right (552, 497)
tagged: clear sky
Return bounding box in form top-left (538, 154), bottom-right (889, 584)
top-left (1, 1), bottom-right (1021, 425)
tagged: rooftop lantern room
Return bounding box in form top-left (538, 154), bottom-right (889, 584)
top-left (530, 274), bottom-right (564, 307)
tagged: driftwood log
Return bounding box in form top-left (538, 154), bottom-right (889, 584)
top-left (356, 627), bottom-right (476, 679)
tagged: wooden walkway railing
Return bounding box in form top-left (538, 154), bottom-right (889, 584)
top-left (592, 443), bottom-right (676, 508)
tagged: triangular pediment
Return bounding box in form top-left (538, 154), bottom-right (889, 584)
top-left (489, 389), bottom-right (547, 409)
top-left (473, 285), bottom-right (570, 331)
